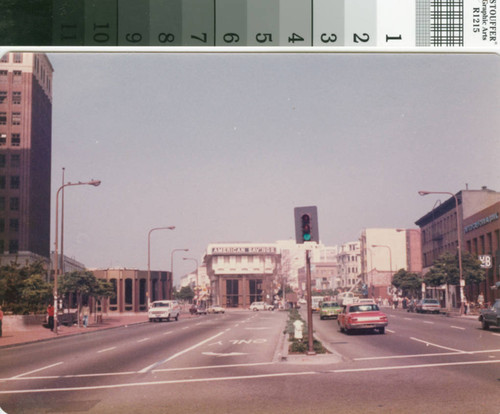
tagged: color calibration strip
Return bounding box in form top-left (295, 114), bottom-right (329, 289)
top-left (35, 0), bottom-right (500, 49)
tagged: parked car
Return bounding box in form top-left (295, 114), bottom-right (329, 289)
top-left (338, 303), bottom-right (388, 334)
top-left (250, 302), bottom-right (274, 311)
top-left (416, 299), bottom-right (441, 314)
top-left (478, 299), bottom-right (500, 330)
top-left (207, 305), bottom-right (225, 314)
top-left (319, 301), bottom-right (342, 320)
top-left (148, 300), bottom-right (181, 322)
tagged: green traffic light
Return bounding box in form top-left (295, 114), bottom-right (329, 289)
top-left (303, 233), bottom-right (311, 241)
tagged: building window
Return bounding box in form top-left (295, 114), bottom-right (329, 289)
top-left (9, 219), bottom-right (19, 232)
top-left (0, 112), bottom-right (6, 125)
top-left (13, 70), bottom-right (21, 77)
top-left (11, 112), bottom-right (20, 125)
top-left (0, 155), bottom-right (5, 168)
top-left (10, 176), bottom-right (19, 189)
top-left (0, 176), bottom-right (5, 189)
top-left (10, 154), bottom-right (20, 168)
top-left (0, 219), bottom-right (4, 232)
top-left (9, 239), bottom-right (18, 254)
top-left (0, 91), bottom-right (6, 103)
top-left (11, 133), bottom-right (20, 147)
top-left (0, 197), bottom-right (4, 211)
top-left (13, 54), bottom-right (22, 63)
top-left (10, 197), bottom-right (19, 211)
top-left (12, 92), bottom-right (21, 105)
top-left (0, 133), bottom-right (6, 146)
top-left (0, 55), bottom-right (8, 63)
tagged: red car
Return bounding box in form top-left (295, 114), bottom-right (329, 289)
top-left (338, 303), bottom-right (388, 334)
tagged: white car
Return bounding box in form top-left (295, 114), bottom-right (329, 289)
top-left (250, 302), bottom-right (274, 311)
top-left (148, 300), bottom-right (181, 322)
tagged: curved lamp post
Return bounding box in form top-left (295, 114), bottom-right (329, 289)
top-left (53, 179), bottom-right (101, 334)
top-left (418, 190), bottom-right (464, 315)
top-left (147, 226), bottom-right (175, 306)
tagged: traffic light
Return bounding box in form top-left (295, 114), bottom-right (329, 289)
top-left (294, 206), bottom-right (319, 244)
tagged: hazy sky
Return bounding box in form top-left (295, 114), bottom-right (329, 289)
top-left (46, 52), bottom-right (500, 284)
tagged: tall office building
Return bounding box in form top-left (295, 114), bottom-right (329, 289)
top-left (0, 53), bottom-right (53, 263)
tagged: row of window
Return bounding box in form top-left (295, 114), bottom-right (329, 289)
top-left (0, 112), bottom-right (21, 125)
top-left (0, 154), bottom-right (21, 168)
top-left (1, 54), bottom-right (23, 64)
top-left (0, 70), bottom-right (22, 81)
top-left (0, 218), bottom-right (19, 232)
top-left (214, 255), bottom-right (274, 265)
top-left (0, 176), bottom-right (20, 189)
top-left (0, 91), bottom-right (22, 105)
top-left (0, 197), bottom-right (20, 211)
top-left (0, 133), bottom-right (21, 146)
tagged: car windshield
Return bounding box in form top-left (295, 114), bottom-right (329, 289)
top-left (424, 300), bottom-right (439, 304)
top-left (322, 302), bottom-right (339, 307)
top-left (349, 304), bottom-right (379, 312)
top-left (153, 302), bottom-right (170, 308)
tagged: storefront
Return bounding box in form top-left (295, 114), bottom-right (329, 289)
top-left (204, 243), bottom-right (280, 309)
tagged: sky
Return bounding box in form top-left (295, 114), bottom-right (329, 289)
top-left (46, 52), bottom-right (500, 285)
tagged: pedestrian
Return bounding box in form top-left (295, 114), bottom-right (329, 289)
top-left (0, 306), bottom-right (3, 337)
top-left (464, 297), bottom-right (469, 314)
top-left (81, 304), bottom-right (90, 328)
top-left (478, 292), bottom-right (485, 308)
top-left (47, 304), bottom-right (54, 331)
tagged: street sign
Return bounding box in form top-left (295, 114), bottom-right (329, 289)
top-left (479, 255), bottom-right (492, 269)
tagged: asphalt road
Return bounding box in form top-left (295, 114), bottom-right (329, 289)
top-left (0, 309), bottom-right (499, 414)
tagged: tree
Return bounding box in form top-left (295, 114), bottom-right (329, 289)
top-left (176, 286), bottom-right (195, 302)
top-left (392, 269), bottom-right (423, 298)
top-left (0, 261), bottom-right (51, 314)
top-left (425, 251), bottom-right (485, 287)
top-left (59, 271), bottom-right (99, 326)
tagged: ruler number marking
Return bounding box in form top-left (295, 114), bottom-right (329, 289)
top-left (191, 33), bottom-right (208, 43)
top-left (353, 33), bottom-right (370, 43)
top-left (223, 33), bottom-right (240, 44)
top-left (256, 33), bottom-right (273, 43)
top-left (321, 33), bottom-right (337, 43)
top-left (288, 33), bottom-right (304, 43)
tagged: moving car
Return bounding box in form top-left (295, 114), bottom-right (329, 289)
top-left (478, 299), bottom-right (500, 330)
top-left (250, 301), bottom-right (274, 311)
top-left (319, 301), bottom-right (342, 320)
top-left (148, 300), bottom-right (181, 322)
top-left (416, 299), bottom-right (441, 314)
top-left (338, 303), bottom-right (388, 334)
top-left (207, 305), bottom-right (225, 314)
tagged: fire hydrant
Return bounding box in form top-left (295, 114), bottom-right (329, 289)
top-left (293, 320), bottom-right (304, 340)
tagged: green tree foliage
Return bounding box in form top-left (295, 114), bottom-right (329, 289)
top-left (0, 261), bottom-right (51, 314)
top-left (392, 269), bottom-right (423, 297)
top-left (176, 286), bottom-right (195, 302)
top-left (59, 271), bottom-right (99, 309)
top-left (425, 251), bottom-right (485, 287)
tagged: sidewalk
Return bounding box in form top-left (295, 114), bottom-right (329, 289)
top-left (0, 313), bottom-right (153, 349)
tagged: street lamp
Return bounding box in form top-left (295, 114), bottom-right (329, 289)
top-left (419, 190), bottom-right (464, 315)
top-left (147, 226), bottom-right (175, 306)
top-left (183, 257), bottom-right (199, 303)
top-left (171, 248), bottom-right (189, 289)
top-left (53, 179), bottom-right (101, 334)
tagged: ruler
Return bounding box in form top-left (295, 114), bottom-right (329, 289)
top-left (0, 0), bottom-right (498, 49)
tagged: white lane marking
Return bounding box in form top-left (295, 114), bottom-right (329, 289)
top-left (386, 329), bottom-right (396, 333)
top-left (138, 329), bottom-right (229, 373)
top-left (137, 338), bottom-right (150, 343)
top-left (12, 362), bottom-right (64, 379)
top-left (182, 326), bottom-right (190, 330)
top-left (404, 318), bottom-right (412, 321)
top-left (0, 371), bottom-right (318, 394)
top-left (450, 326), bottom-right (466, 330)
top-left (330, 359), bottom-right (500, 374)
top-left (163, 331), bottom-right (173, 335)
top-left (355, 348), bottom-right (500, 361)
top-left (202, 352), bottom-right (248, 357)
top-left (97, 347), bottom-right (117, 354)
top-left (1, 363), bottom-right (275, 382)
top-left (423, 321), bottom-right (434, 325)
top-left (410, 337), bottom-right (467, 353)
top-left (492, 333), bottom-right (500, 337)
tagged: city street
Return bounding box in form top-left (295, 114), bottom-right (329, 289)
top-left (0, 309), bottom-right (499, 413)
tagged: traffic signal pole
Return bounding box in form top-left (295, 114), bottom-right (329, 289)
top-left (306, 248), bottom-right (315, 355)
